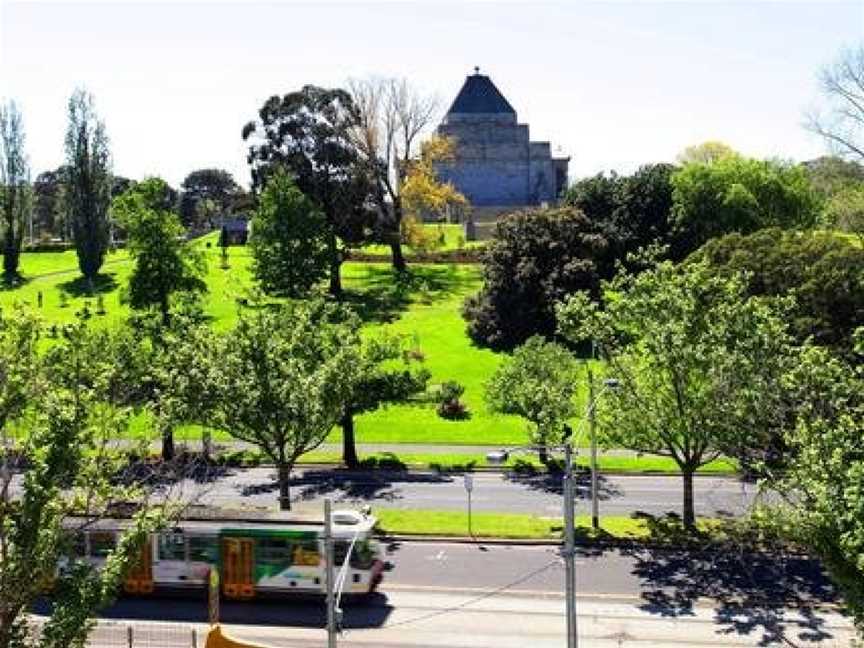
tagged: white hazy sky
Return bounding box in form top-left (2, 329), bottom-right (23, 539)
top-left (1, 1), bottom-right (862, 188)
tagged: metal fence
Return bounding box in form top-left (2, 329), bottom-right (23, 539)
top-left (25, 619), bottom-right (206, 648)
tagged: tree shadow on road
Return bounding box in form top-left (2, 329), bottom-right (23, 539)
top-left (623, 514), bottom-right (841, 647)
top-left (237, 467), bottom-right (454, 504)
top-left (502, 465), bottom-right (623, 501)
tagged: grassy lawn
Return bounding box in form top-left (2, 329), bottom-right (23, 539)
top-left (375, 509), bottom-right (730, 541)
top-left (0, 241), bottom-right (541, 447)
top-left (374, 509), bottom-right (652, 540)
top-left (359, 223), bottom-right (485, 256)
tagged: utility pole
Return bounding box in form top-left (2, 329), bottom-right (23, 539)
top-left (588, 366), bottom-right (599, 531)
top-left (324, 499), bottom-right (337, 648)
top-left (563, 443), bottom-right (578, 648)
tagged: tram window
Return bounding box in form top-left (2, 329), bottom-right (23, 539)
top-left (334, 540), bottom-right (374, 569)
top-left (188, 536), bottom-right (217, 563)
top-left (158, 533), bottom-right (185, 561)
top-left (292, 541), bottom-right (320, 566)
top-left (258, 537), bottom-right (292, 568)
top-left (350, 540), bottom-right (374, 570)
top-left (89, 532), bottom-right (116, 558)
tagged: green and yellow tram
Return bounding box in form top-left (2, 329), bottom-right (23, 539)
top-left (75, 507), bottom-right (384, 599)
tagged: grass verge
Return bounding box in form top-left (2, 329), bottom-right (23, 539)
top-left (375, 509), bottom-right (728, 542)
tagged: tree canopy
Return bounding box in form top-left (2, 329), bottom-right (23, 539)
top-left (670, 156), bottom-right (821, 253)
top-left (218, 300), bottom-right (362, 509)
top-left (112, 177), bottom-right (207, 326)
top-left (178, 168), bottom-right (242, 230)
top-left (463, 206), bottom-right (615, 351)
top-left (0, 100), bottom-right (30, 277)
top-left (693, 228), bottom-right (864, 356)
top-left (558, 260), bottom-right (794, 527)
top-left (242, 85), bottom-right (376, 296)
top-left (64, 88), bottom-right (112, 283)
top-left (248, 169), bottom-right (330, 298)
top-left (485, 335), bottom-right (579, 464)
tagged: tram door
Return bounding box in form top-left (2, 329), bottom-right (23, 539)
top-left (222, 538), bottom-right (255, 599)
top-left (124, 541), bottom-right (154, 594)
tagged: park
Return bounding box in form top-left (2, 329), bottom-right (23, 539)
top-left (1, 4), bottom-right (863, 647)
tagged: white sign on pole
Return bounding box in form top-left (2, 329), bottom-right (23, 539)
top-left (463, 474), bottom-right (474, 492)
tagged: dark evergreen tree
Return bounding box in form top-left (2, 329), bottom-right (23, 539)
top-left (463, 207), bottom-right (616, 351)
top-left (64, 89), bottom-right (112, 284)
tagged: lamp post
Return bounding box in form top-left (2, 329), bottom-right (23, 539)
top-left (486, 376), bottom-right (618, 648)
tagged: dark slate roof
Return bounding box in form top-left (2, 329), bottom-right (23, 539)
top-left (446, 72), bottom-right (516, 115)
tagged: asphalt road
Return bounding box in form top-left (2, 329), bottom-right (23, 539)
top-left (177, 467), bottom-right (758, 518)
top-left (77, 541), bottom-right (850, 647)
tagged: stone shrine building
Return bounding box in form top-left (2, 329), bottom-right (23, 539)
top-left (434, 69), bottom-right (569, 237)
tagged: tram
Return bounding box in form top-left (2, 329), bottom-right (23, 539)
top-left (71, 507), bottom-right (385, 599)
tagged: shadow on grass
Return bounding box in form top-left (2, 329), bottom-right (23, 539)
top-left (622, 513), bottom-right (841, 646)
top-left (0, 272), bottom-right (31, 291)
top-left (343, 264), bottom-right (478, 324)
top-left (57, 272), bottom-right (118, 297)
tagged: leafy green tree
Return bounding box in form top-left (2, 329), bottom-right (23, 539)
top-left (33, 168), bottom-right (67, 240)
top-left (671, 156), bottom-right (821, 253)
top-left (558, 261), bottom-right (794, 527)
top-left (249, 169), bottom-right (329, 297)
top-left (243, 86), bottom-right (376, 297)
top-left (0, 101), bottom-right (30, 277)
top-left (676, 140), bottom-right (737, 165)
top-left (486, 336), bottom-right (579, 465)
top-left (463, 207), bottom-right (615, 351)
top-left (219, 300), bottom-right (362, 509)
top-left (340, 334), bottom-right (430, 468)
top-left (824, 185), bottom-right (864, 244)
top-left (0, 318), bottom-right (169, 648)
top-left (179, 168), bottom-right (243, 230)
top-left (693, 228), bottom-right (864, 356)
top-left (64, 88), bottom-right (112, 285)
top-left (113, 178), bottom-right (206, 326)
top-left (152, 313), bottom-right (224, 461)
top-left (763, 342), bottom-right (864, 633)
top-left (565, 163), bottom-right (678, 259)
top-left (804, 156), bottom-right (864, 198)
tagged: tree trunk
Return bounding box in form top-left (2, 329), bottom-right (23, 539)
top-left (389, 237), bottom-right (406, 273)
top-left (160, 295), bottom-right (171, 327)
top-left (202, 428), bottom-right (213, 462)
top-left (537, 445), bottom-right (549, 466)
top-left (328, 232), bottom-right (343, 299)
top-left (682, 468), bottom-right (695, 529)
top-left (161, 424), bottom-right (175, 462)
top-left (278, 462), bottom-right (292, 511)
top-left (341, 409), bottom-right (359, 469)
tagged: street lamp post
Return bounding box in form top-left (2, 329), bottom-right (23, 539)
top-left (486, 376), bottom-right (619, 648)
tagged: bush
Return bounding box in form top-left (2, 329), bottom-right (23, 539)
top-left (436, 380), bottom-right (469, 420)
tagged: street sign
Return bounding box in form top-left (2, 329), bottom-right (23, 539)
top-left (463, 474), bottom-right (474, 492)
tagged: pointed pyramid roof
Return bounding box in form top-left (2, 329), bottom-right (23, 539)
top-left (446, 70), bottom-right (516, 115)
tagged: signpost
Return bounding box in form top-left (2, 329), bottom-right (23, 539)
top-left (463, 474), bottom-right (474, 538)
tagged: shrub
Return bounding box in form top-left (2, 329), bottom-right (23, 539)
top-left (436, 380), bottom-right (469, 420)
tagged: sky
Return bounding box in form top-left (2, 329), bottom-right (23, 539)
top-left (1, 1), bottom-right (862, 189)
